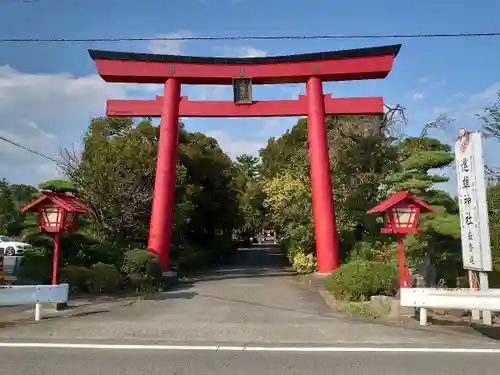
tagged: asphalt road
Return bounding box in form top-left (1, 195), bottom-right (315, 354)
top-left (1, 347), bottom-right (498, 374)
top-left (1, 246), bottom-right (499, 374)
top-left (1, 247), bottom-right (494, 345)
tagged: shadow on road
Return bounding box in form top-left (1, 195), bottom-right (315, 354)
top-left (185, 245), bottom-right (295, 283)
top-left (419, 316), bottom-right (500, 341)
top-left (142, 246), bottom-right (334, 318)
top-left (143, 245), bottom-right (298, 304)
top-left (143, 291), bottom-right (198, 301)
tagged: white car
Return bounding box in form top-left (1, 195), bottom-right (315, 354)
top-left (0, 236), bottom-right (31, 256)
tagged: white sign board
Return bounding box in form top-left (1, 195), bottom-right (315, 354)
top-left (455, 131), bottom-right (492, 271)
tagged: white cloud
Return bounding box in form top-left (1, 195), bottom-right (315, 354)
top-left (412, 92), bottom-right (425, 101)
top-left (0, 30), bottom-right (274, 187)
top-left (0, 65), bottom-right (129, 185)
top-left (470, 82), bottom-right (500, 103)
top-left (215, 46), bottom-right (267, 58)
top-left (418, 76), bottom-right (446, 88)
top-left (205, 129), bottom-right (265, 158)
top-left (257, 117), bottom-right (298, 137)
top-left (432, 82), bottom-right (500, 122)
top-left (183, 85), bottom-right (231, 101)
top-left (236, 47), bottom-right (267, 58)
top-left (149, 30), bottom-right (193, 55)
top-left (428, 82), bottom-right (500, 180)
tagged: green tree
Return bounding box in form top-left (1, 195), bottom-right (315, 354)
top-left (235, 154), bottom-right (260, 181)
top-left (0, 178), bottom-right (17, 235)
top-left (487, 183), bottom-right (500, 267)
top-left (260, 114), bottom-right (399, 269)
top-left (385, 124), bottom-right (462, 285)
top-left (234, 154), bottom-right (266, 238)
top-left (0, 179), bottom-right (40, 239)
top-left (39, 179), bottom-right (78, 194)
top-left (479, 90), bottom-right (500, 141)
top-left (60, 116), bottom-right (240, 270)
top-left (9, 184), bottom-right (38, 206)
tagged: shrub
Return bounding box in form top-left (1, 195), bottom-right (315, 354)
top-left (126, 272), bottom-right (165, 293)
top-left (120, 249), bottom-right (163, 291)
top-left (86, 262), bottom-right (124, 294)
top-left (489, 264), bottom-right (500, 288)
top-left (120, 249), bottom-right (162, 279)
top-left (175, 244), bottom-right (212, 274)
top-left (326, 260), bottom-right (398, 301)
top-left (59, 265), bottom-right (90, 294)
top-left (292, 252), bottom-right (317, 274)
top-left (16, 247), bottom-right (52, 285)
top-left (76, 240), bottom-right (125, 268)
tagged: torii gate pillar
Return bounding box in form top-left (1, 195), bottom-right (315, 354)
top-left (307, 76), bottom-right (339, 272)
top-left (147, 78), bottom-right (180, 272)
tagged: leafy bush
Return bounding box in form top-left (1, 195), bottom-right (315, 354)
top-left (488, 264), bottom-right (500, 288)
top-left (126, 272), bottom-right (165, 293)
top-left (16, 247), bottom-right (52, 284)
top-left (62, 235), bottom-right (124, 269)
top-left (120, 249), bottom-right (163, 291)
top-left (174, 244), bottom-right (212, 274)
top-left (86, 262), bottom-right (124, 294)
top-left (326, 260), bottom-right (398, 301)
top-left (120, 249), bottom-right (162, 279)
top-left (211, 235), bottom-right (238, 260)
top-left (59, 265), bottom-right (90, 294)
top-left (291, 252), bottom-right (317, 274)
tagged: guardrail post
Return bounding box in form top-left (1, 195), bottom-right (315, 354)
top-left (479, 271), bottom-right (493, 326)
top-left (419, 307), bottom-right (428, 326)
top-left (35, 303), bottom-right (41, 321)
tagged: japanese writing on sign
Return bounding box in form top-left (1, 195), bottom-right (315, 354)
top-left (454, 131), bottom-right (492, 271)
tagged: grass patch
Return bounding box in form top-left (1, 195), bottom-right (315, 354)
top-left (339, 300), bottom-right (381, 320)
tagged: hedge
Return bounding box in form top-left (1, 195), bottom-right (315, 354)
top-left (326, 260), bottom-right (398, 301)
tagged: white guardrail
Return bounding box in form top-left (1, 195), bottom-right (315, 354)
top-left (400, 287), bottom-right (500, 326)
top-left (0, 284), bottom-right (69, 321)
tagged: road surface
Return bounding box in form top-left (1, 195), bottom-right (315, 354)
top-left (0, 246), bottom-right (499, 373)
top-left (0, 346), bottom-right (499, 374)
top-left (1, 246), bottom-right (493, 345)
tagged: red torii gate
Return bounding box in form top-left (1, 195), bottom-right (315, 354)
top-left (89, 44), bottom-right (401, 274)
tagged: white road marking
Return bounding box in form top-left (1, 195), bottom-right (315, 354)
top-left (0, 342), bottom-right (499, 353)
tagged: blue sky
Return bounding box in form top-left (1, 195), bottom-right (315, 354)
top-left (0, 0), bottom-right (499, 194)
